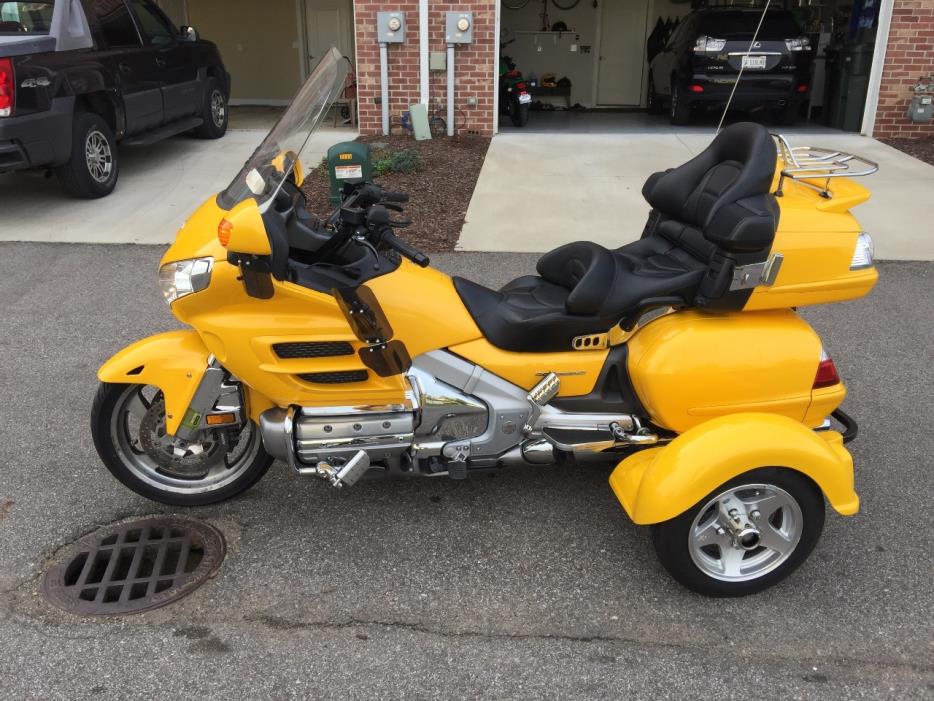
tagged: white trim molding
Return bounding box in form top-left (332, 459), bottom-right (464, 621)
top-left (861, 0), bottom-right (896, 137)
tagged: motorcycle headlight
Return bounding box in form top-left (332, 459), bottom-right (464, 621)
top-left (850, 232), bottom-right (874, 270)
top-left (158, 257), bottom-right (213, 305)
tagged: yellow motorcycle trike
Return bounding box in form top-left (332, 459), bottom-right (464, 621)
top-left (92, 49), bottom-right (878, 596)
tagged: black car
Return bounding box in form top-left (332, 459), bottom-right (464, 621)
top-left (648, 7), bottom-right (812, 126)
top-left (0, 0), bottom-right (229, 198)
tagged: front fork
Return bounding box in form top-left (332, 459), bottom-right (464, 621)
top-left (173, 358), bottom-right (245, 445)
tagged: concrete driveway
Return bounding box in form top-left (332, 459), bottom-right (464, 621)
top-left (0, 243), bottom-right (932, 698)
top-left (0, 125), bottom-right (352, 245)
top-left (458, 129), bottom-right (934, 261)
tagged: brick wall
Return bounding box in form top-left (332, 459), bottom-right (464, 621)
top-left (353, 0), bottom-right (497, 135)
top-left (874, 0), bottom-right (934, 138)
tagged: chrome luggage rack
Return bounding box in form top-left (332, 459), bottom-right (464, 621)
top-left (772, 133), bottom-right (879, 198)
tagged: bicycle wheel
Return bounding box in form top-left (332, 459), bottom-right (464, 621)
top-left (551, 0), bottom-right (580, 9)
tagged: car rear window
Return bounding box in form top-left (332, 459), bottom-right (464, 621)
top-left (702, 10), bottom-right (802, 38)
top-left (0, 0), bottom-right (54, 34)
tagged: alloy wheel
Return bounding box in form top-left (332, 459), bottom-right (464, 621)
top-left (85, 129), bottom-right (113, 183)
top-left (688, 483), bottom-right (803, 582)
top-left (109, 384), bottom-right (260, 496)
top-left (210, 89), bottom-right (226, 128)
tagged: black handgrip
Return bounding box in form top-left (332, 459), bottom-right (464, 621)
top-left (381, 230), bottom-right (429, 267)
top-left (382, 191), bottom-right (409, 203)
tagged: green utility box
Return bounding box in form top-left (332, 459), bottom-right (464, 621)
top-left (327, 142), bottom-right (372, 204)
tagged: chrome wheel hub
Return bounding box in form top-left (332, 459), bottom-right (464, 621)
top-left (85, 130), bottom-right (112, 183)
top-left (688, 483), bottom-right (802, 582)
top-left (210, 89), bottom-right (226, 127)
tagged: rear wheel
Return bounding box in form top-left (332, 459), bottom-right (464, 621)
top-left (193, 79), bottom-right (228, 139)
top-left (651, 467), bottom-right (825, 596)
top-left (91, 383), bottom-right (272, 506)
top-left (669, 80), bottom-right (692, 126)
top-left (56, 111), bottom-right (119, 199)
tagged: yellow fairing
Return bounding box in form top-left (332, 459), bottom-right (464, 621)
top-left (448, 339), bottom-right (607, 396)
top-left (750, 175), bottom-right (878, 309)
top-left (626, 309), bottom-right (824, 433)
top-left (608, 413), bottom-right (858, 525)
top-left (97, 330), bottom-right (210, 436)
top-left (157, 197), bottom-right (485, 412)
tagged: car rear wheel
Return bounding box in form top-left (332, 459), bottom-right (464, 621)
top-left (651, 467), bottom-right (825, 596)
top-left (194, 79), bottom-right (228, 139)
top-left (669, 81), bottom-right (692, 126)
top-left (56, 111), bottom-right (119, 199)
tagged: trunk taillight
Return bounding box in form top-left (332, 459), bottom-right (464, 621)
top-left (813, 350), bottom-right (840, 389)
top-left (0, 58), bottom-right (13, 117)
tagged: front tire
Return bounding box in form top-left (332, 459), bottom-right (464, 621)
top-left (56, 111), bottom-right (119, 199)
top-left (647, 73), bottom-right (664, 115)
top-left (651, 468), bottom-right (825, 596)
top-left (509, 100), bottom-right (530, 127)
top-left (193, 79), bottom-right (228, 139)
top-left (91, 383), bottom-right (272, 506)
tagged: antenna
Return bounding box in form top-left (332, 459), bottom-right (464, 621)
top-left (716, 0), bottom-right (772, 134)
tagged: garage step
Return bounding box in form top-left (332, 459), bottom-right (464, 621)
top-left (122, 117), bottom-right (204, 147)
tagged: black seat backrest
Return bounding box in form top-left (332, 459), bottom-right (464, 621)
top-left (642, 122), bottom-right (779, 256)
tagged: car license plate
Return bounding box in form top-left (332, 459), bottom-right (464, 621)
top-left (518, 93), bottom-right (532, 104)
top-left (741, 55), bottom-right (767, 70)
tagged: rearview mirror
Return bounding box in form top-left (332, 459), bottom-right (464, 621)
top-left (180, 25), bottom-right (199, 42)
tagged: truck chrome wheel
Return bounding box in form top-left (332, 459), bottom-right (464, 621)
top-left (85, 130), bottom-right (113, 184)
top-left (210, 89), bottom-right (226, 128)
top-left (688, 484), bottom-right (802, 582)
top-left (107, 384), bottom-right (261, 497)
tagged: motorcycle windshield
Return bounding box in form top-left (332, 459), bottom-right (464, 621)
top-left (218, 47), bottom-right (348, 211)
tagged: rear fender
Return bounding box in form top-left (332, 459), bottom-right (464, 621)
top-left (609, 413), bottom-right (858, 525)
top-left (97, 330), bottom-right (210, 436)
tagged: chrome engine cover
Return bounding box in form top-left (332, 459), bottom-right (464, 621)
top-left (294, 407), bottom-right (414, 465)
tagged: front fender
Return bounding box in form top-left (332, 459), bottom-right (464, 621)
top-left (609, 413), bottom-right (858, 525)
top-left (97, 330), bottom-right (210, 436)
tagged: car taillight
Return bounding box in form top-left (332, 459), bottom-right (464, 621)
top-left (796, 83), bottom-right (809, 93)
top-left (813, 349), bottom-right (841, 389)
top-left (694, 35), bottom-right (726, 53)
top-left (785, 36), bottom-right (811, 52)
top-left (688, 84), bottom-right (704, 93)
top-left (0, 58), bottom-right (13, 117)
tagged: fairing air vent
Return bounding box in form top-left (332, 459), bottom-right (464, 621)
top-left (274, 341), bottom-right (354, 359)
top-left (297, 370), bottom-right (369, 384)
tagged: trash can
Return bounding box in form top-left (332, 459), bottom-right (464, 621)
top-left (824, 43), bottom-right (873, 132)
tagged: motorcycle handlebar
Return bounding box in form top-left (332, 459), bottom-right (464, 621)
top-left (381, 229), bottom-right (430, 268)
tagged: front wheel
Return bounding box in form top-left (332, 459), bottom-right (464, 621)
top-left (509, 100), bottom-right (530, 127)
top-left (91, 383), bottom-right (272, 506)
top-left (651, 468), bottom-right (825, 596)
top-left (193, 79), bottom-right (228, 139)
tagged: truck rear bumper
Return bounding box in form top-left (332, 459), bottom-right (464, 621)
top-left (0, 96), bottom-right (74, 173)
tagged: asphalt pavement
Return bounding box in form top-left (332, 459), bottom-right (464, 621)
top-left (0, 243), bottom-right (931, 700)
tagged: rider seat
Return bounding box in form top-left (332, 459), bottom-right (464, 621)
top-left (453, 122), bottom-right (780, 352)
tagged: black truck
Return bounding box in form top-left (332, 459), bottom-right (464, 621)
top-left (0, 0), bottom-right (229, 198)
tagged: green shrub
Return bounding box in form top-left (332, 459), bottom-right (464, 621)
top-left (389, 148), bottom-right (422, 174)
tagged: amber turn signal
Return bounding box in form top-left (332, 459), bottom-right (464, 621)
top-left (217, 218), bottom-right (233, 247)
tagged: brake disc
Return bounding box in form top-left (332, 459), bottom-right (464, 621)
top-left (139, 397), bottom-right (217, 478)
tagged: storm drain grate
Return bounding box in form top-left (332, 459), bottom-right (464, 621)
top-left (41, 517), bottom-right (225, 615)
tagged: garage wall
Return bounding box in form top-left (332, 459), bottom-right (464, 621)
top-left (500, 3), bottom-right (599, 107)
top-left (500, 0), bottom-right (690, 109)
top-left (187, 0), bottom-right (303, 103)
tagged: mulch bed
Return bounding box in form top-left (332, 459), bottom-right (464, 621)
top-left (302, 134), bottom-right (491, 252)
top-left (879, 137), bottom-right (934, 168)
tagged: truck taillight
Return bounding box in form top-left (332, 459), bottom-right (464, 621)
top-left (0, 58), bottom-right (13, 117)
top-left (813, 349), bottom-right (840, 389)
